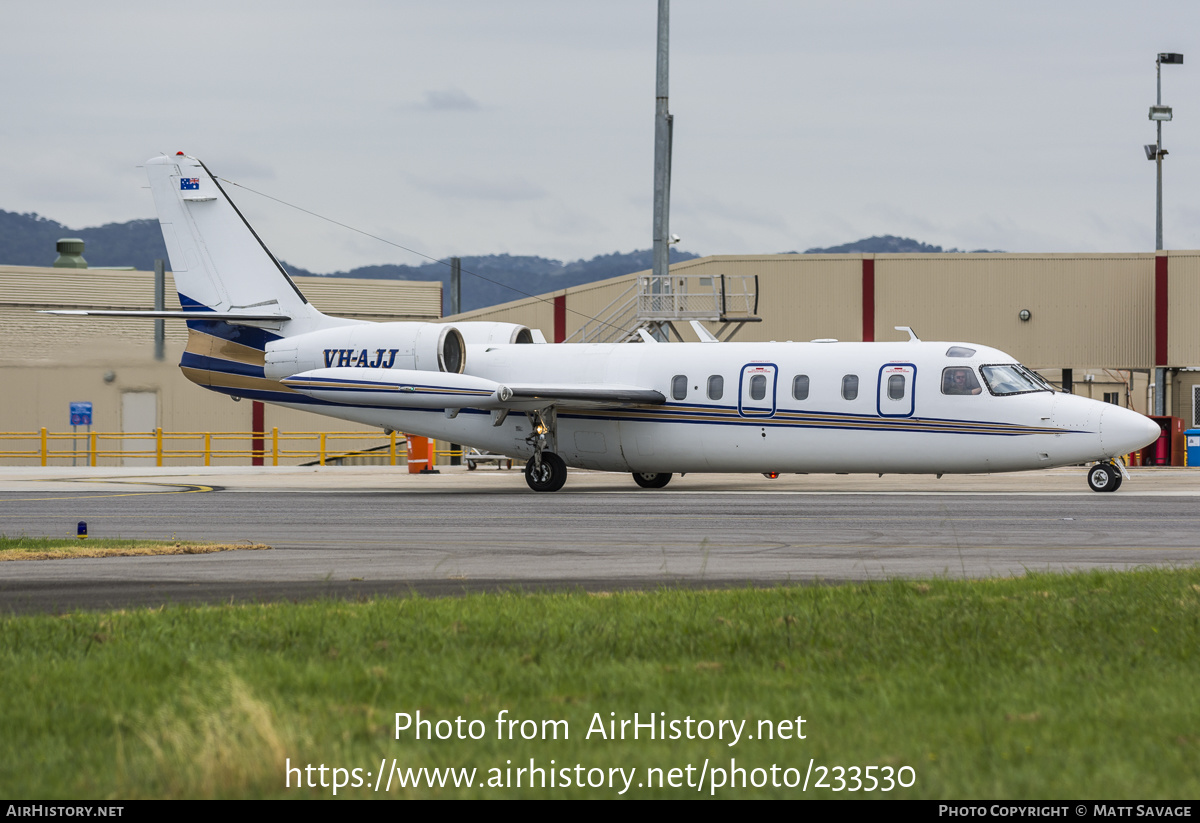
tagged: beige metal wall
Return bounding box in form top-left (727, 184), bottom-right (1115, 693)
top-left (875, 254), bottom-right (1156, 368)
top-left (0, 266), bottom-right (443, 462)
top-left (0, 265), bottom-right (442, 365)
top-left (453, 252), bottom-right (1167, 368)
top-left (1167, 251), bottom-right (1200, 367)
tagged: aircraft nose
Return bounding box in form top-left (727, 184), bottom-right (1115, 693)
top-left (1100, 404), bottom-right (1162, 456)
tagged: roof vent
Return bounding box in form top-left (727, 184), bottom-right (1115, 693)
top-left (53, 238), bottom-right (88, 269)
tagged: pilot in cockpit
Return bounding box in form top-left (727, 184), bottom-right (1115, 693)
top-left (942, 367), bottom-right (983, 395)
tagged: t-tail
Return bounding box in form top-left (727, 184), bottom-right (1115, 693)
top-left (144, 153), bottom-right (340, 333)
top-left (140, 153), bottom-right (359, 399)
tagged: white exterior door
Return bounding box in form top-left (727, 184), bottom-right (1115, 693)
top-left (738, 364), bottom-right (777, 417)
top-left (877, 364), bottom-right (916, 418)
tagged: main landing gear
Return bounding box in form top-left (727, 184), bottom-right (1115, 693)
top-left (523, 407), bottom-right (567, 492)
top-left (1087, 461), bottom-right (1124, 493)
top-left (632, 472), bottom-right (672, 489)
top-left (525, 452), bottom-right (567, 492)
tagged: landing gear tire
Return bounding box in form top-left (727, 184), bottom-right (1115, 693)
top-left (1087, 463), bottom-right (1119, 493)
top-left (632, 472), bottom-right (672, 489)
top-left (525, 452), bottom-right (567, 492)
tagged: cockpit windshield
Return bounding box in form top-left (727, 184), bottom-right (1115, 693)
top-left (980, 364), bottom-right (1055, 396)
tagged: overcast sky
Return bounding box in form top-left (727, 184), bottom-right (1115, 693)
top-left (3, 1), bottom-right (1198, 271)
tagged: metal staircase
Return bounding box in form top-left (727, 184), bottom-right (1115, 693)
top-left (565, 273), bottom-right (761, 343)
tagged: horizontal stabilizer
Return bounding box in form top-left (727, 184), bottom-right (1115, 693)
top-left (282, 368), bottom-right (664, 410)
top-left (40, 310), bottom-right (291, 325)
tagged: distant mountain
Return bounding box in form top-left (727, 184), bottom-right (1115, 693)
top-left (285, 248), bottom-right (700, 314)
top-left (0, 210), bottom-right (996, 312)
top-left (800, 235), bottom-right (1002, 254)
top-left (0, 210), bottom-right (169, 271)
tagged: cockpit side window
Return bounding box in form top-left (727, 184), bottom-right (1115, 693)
top-left (979, 364), bottom-right (1053, 396)
top-left (942, 367), bottom-right (982, 396)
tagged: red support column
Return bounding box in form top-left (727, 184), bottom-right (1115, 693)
top-left (553, 294), bottom-right (566, 343)
top-left (251, 401), bottom-right (264, 466)
top-left (1155, 254), bottom-right (1169, 367)
top-left (861, 257), bottom-right (875, 342)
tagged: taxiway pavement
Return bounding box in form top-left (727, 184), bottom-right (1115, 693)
top-left (1, 466), bottom-right (1198, 613)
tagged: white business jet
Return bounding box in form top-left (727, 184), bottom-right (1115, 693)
top-left (51, 154), bottom-right (1161, 492)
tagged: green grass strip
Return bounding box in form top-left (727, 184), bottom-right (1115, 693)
top-left (1, 568), bottom-right (1198, 798)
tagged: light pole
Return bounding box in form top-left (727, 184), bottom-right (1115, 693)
top-left (1147, 52), bottom-right (1183, 251)
top-left (1147, 53), bottom-right (1182, 417)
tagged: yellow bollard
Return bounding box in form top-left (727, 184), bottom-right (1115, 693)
top-left (390, 430), bottom-right (397, 466)
top-left (40, 427), bottom-right (47, 467)
top-left (320, 432), bottom-right (326, 466)
top-left (272, 427), bottom-right (279, 467)
top-left (156, 428), bottom-right (163, 467)
top-left (89, 431), bottom-right (97, 467)
top-left (204, 432), bottom-right (211, 467)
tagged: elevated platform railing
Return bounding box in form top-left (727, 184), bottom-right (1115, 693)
top-left (566, 273), bottom-right (761, 344)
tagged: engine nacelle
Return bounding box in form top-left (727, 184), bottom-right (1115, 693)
top-left (264, 322), bottom-right (465, 381)
top-left (454, 322), bottom-right (537, 346)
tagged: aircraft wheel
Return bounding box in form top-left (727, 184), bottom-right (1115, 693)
top-left (466, 460), bottom-right (477, 471)
top-left (1087, 463), bottom-right (1117, 493)
top-left (1109, 467), bottom-right (1124, 491)
top-left (632, 472), bottom-right (672, 489)
top-left (525, 452), bottom-right (567, 492)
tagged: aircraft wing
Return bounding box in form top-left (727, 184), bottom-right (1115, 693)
top-left (503, 384), bottom-right (665, 407)
top-left (281, 368), bottom-right (663, 410)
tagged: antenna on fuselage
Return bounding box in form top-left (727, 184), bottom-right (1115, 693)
top-left (895, 326), bottom-right (921, 342)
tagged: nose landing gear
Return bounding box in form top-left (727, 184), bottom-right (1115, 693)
top-left (1087, 460), bottom-right (1125, 493)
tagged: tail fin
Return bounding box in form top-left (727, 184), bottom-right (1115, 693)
top-left (145, 153), bottom-right (321, 325)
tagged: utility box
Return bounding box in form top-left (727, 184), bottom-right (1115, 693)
top-left (1187, 429), bottom-right (1200, 468)
top-left (1146, 416), bottom-right (1186, 466)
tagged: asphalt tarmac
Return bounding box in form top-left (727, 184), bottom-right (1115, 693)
top-left (1, 465), bottom-right (1198, 613)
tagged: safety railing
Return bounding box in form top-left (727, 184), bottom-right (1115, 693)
top-left (0, 429), bottom-right (470, 467)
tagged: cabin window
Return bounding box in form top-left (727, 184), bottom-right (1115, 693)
top-left (942, 367), bottom-right (982, 395)
top-left (707, 375), bottom-right (724, 400)
top-left (792, 374), bottom-right (810, 401)
top-left (749, 374), bottom-right (767, 401)
top-left (841, 374), bottom-right (859, 401)
top-left (672, 375), bottom-right (688, 400)
top-left (946, 346), bottom-right (976, 358)
top-left (887, 374), bottom-right (906, 400)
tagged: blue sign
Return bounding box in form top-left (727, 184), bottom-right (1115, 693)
top-left (70, 402), bottom-right (92, 427)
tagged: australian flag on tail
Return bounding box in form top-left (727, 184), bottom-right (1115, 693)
top-left (180, 178), bottom-right (200, 190)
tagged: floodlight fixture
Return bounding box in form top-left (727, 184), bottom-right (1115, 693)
top-left (1149, 105), bottom-right (1173, 121)
top-left (1159, 53), bottom-right (1184, 65)
top-left (1145, 144), bottom-right (1158, 160)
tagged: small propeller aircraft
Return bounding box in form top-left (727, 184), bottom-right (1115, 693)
top-left (49, 154), bottom-right (1161, 492)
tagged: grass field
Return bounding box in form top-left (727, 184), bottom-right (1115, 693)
top-left (1, 568), bottom-right (1197, 798)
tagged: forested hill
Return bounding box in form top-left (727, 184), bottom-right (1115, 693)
top-left (0, 209), bottom-right (996, 313)
top-left (0, 210), bottom-right (169, 272)
top-left (284, 248), bottom-right (700, 313)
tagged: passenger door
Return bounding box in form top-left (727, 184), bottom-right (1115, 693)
top-left (739, 364), bottom-right (778, 417)
top-left (877, 364), bottom-right (916, 417)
